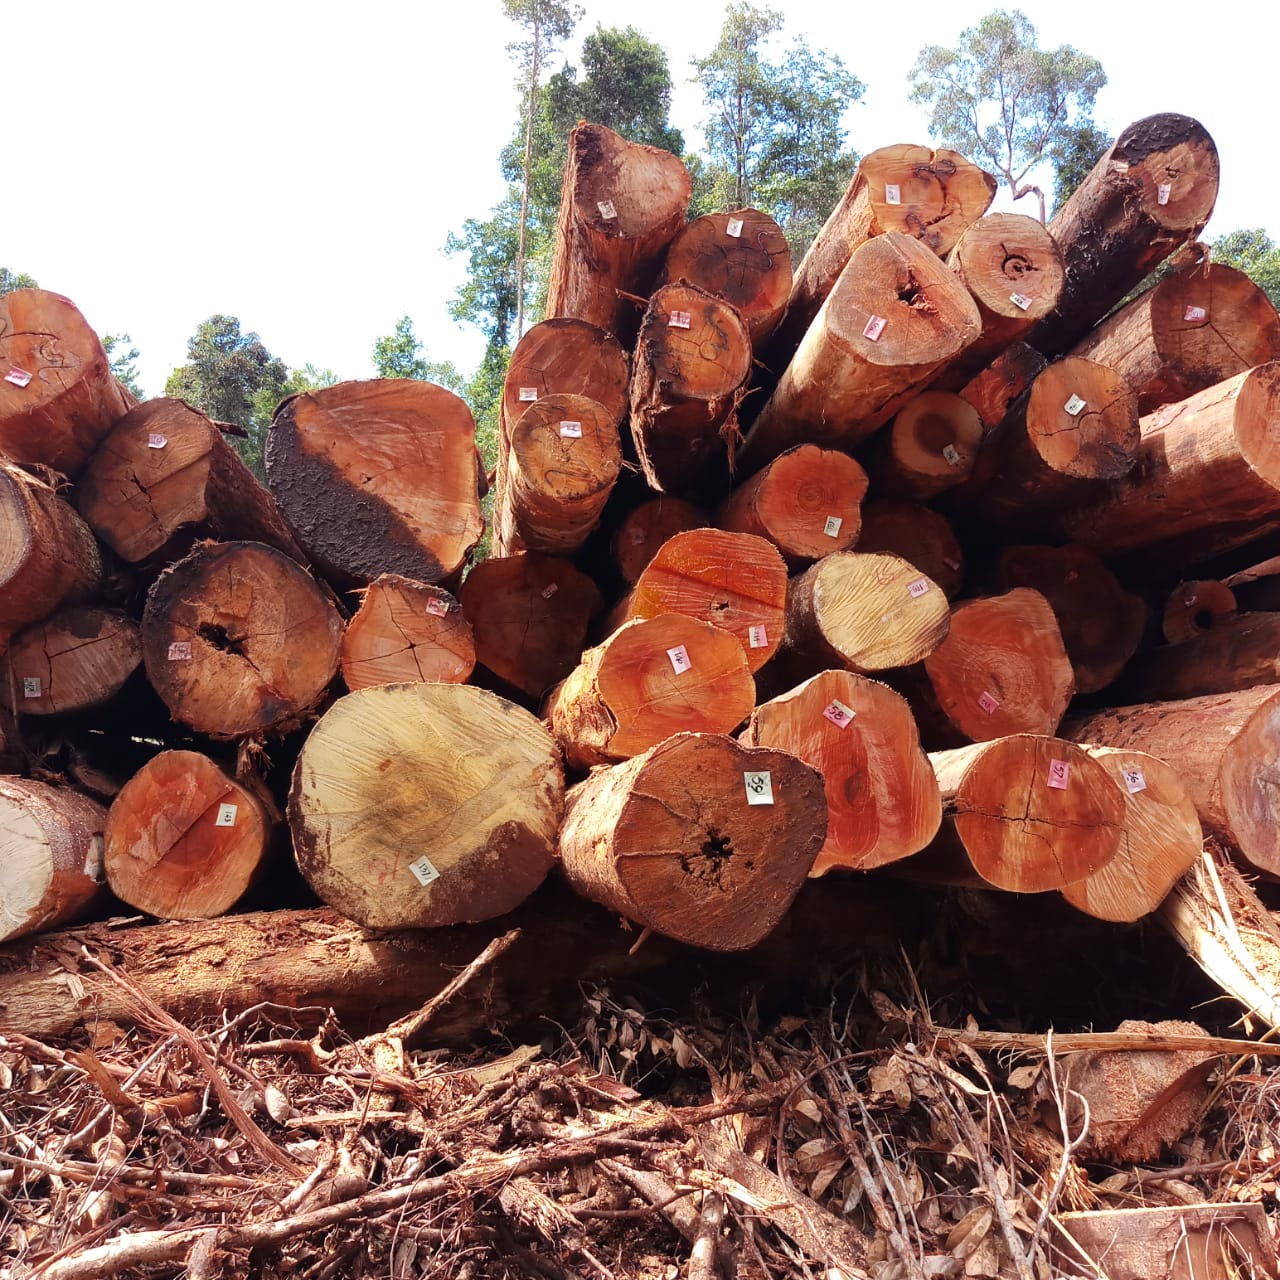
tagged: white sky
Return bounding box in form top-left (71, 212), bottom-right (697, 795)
top-left (6, 0), bottom-right (1278, 397)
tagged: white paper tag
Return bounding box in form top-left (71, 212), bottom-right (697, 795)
top-left (518, 386), bottom-right (539, 402)
top-left (907, 577), bottom-right (930, 598)
top-left (4, 367), bottom-right (32, 388)
top-left (147, 433), bottom-right (168, 449)
top-left (541, 583), bottom-right (559, 599)
top-left (823, 699), bottom-right (856, 728)
top-left (824, 515), bottom-right (843, 538)
top-left (666, 644), bottom-right (691, 674)
top-left (559, 420), bottom-right (583, 438)
top-left (1181, 584), bottom-right (1198, 606)
top-left (1063, 394), bottom-right (1086, 417)
top-left (597, 200), bottom-right (617, 220)
top-left (167, 641), bottom-right (192, 661)
top-left (215, 803), bottom-right (238, 827)
top-left (943, 556), bottom-right (961, 571)
top-left (1064, 569), bottom-right (1079, 585)
top-left (408, 855), bottom-right (440, 887)
top-left (1009, 292), bottom-right (1032, 311)
top-left (863, 315), bottom-right (887, 342)
top-left (1184, 305), bottom-right (1207, 323)
top-left (977, 691), bottom-right (1000, 715)
top-left (726, 217), bottom-right (744, 238)
top-left (85, 834), bottom-right (104, 880)
top-left (629, 527), bottom-right (645, 544)
top-left (426, 597), bottom-right (449, 617)
top-left (1122, 767), bottom-right (1147, 794)
top-left (22, 677), bottom-right (41, 699)
top-left (744, 771), bottom-right (774, 805)
top-left (1047, 759), bottom-right (1070, 790)
top-left (1157, 183), bottom-right (1171, 206)
top-left (668, 310), bottom-right (692, 330)
top-left (942, 443), bottom-right (960, 466)
top-left (748, 624), bottom-right (768, 649)
top-left (883, 183), bottom-right (901, 205)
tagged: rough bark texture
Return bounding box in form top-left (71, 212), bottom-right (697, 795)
top-left (558, 732), bottom-right (827, 950)
top-left (1066, 686), bottom-right (1280, 877)
top-left (1161, 579), bottom-right (1237, 644)
top-left (1027, 113), bottom-right (1220, 357)
top-left (1125, 612), bottom-right (1280, 703)
top-left (291, 684), bottom-right (564, 930)
top-left (140, 541), bottom-right (344, 738)
top-left (77, 398), bottom-right (306, 565)
top-left (0, 288), bottom-right (131, 476)
top-left (104, 751), bottom-right (272, 920)
top-left (855, 501), bottom-right (965, 599)
top-left (266, 379), bottom-right (484, 588)
top-left (957, 341), bottom-right (1047, 431)
top-left (868, 392), bottom-right (983, 501)
top-left (611, 497), bottom-right (708, 585)
top-left (742, 670), bottom-right (941, 875)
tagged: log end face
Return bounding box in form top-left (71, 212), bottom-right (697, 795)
top-left (1028, 357), bottom-right (1139, 479)
top-left (1220, 687), bottom-right (1280, 876)
top-left (1234, 362), bottom-right (1280, 494)
top-left (1111, 113), bottom-right (1219, 232)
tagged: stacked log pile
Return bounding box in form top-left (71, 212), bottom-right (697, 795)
top-left (4, 111), bottom-right (1280, 1036)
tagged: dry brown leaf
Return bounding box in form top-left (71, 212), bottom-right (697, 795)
top-left (1006, 1064), bottom-right (1040, 1090)
top-left (870, 1057), bottom-right (913, 1109)
top-left (946, 1205), bottom-right (993, 1258)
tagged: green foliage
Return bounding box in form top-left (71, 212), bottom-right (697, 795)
top-left (372, 315), bottom-right (466, 391)
top-left (0, 267), bottom-right (38, 295)
top-left (1211, 229), bottom-right (1280, 306)
top-left (909, 9), bottom-right (1105, 222)
top-left (101, 333), bottom-right (144, 400)
top-left (165, 315), bottom-right (287, 481)
top-left (1047, 120), bottom-right (1109, 216)
top-left (248, 363), bottom-right (341, 433)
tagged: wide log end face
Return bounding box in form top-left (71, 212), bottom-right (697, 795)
top-left (1110, 113), bottom-right (1219, 233)
top-left (501, 318), bottom-right (630, 434)
top-left (1233, 362), bottom-right (1280, 492)
top-left (860, 145), bottom-right (996, 256)
top-left (951, 212), bottom-right (1064, 323)
top-left (879, 392), bottom-right (984, 499)
top-left (1027, 357), bottom-right (1139, 479)
top-left (1219, 688), bottom-right (1280, 877)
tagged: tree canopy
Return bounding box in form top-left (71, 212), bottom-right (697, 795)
top-left (1211, 229), bottom-right (1280, 306)
top-left (102, 333), bottom-right (144, 400)
top-left (0, 267), bottom-right (39, 295)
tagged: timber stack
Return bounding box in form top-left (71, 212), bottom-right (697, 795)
top-left (3, 110), bottom-right (1280, 1038)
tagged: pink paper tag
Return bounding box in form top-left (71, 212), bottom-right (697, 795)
top-left (977, 691), bottom-right (1000, 715)
top-left (667, 644), bottom-right (691, 674)
top-left (1184, 305), bottom-right (1207, 323)
top-left (823, 699), bottom-right (855, 728)
top-left (1047, 759), bottom-right (1070, 789)
top-left (541, 583), bottom-right (559, 599)
top-left (168, 641), bottom-right (192, 661)
top-left (147, 433), bottom-right (168, 449)
top-left (863, 315), bottom-right (887, 341)
top-left (907, 577), bottom-right (929, 598)
top-left (426, 597), bottom-right (449, 617)
top-left (1122, 767), bottom-right (1147, 794)
top-left (4, 366), bottom-right (33, 388)
top-left (668, 310), bottom-right (692, 330)
top-left (748, 624), bottom-right (767, 649)
top-left (1063, 569), bottom-right (1079, 585)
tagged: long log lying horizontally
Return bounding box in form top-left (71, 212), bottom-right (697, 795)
top-left (1123, 613), bottom-right (1280, 704)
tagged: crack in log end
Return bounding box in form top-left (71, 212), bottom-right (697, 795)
top-left (680, 828), bottom-right (737, 891)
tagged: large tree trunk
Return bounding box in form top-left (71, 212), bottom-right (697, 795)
top-left (957, 340), bottom-right (1047, 432)
top-left (742, 670), bottom-right (941, 875)
top-left (1060, 746), bottom-right (1202, 923)
top-left (867, 391), bottom-right (983, 501)
top-left (1070, 259), bottom-right (1280, 414)
top-left (291, 683), bottom-right (564, 930)
top-left (928, 736), bottom-right (1125, 893)
top-left (545, 122), bottom-right (692, 341)
top-left (740, 233), bottom-right (981, 473)
top-left (998, 544), bottom-right (1147, 694)
top-left (606, 528), bottom-right (788, 674)
top-left (0, 608), bottom-right (140, 716)
top-left (140, 541), bottom-right (344, 738)
top-left (558, 732), bottom-right (826, 950)
top-left (1066, 686), bottom-right (1280, 877)
top-left (716, 444), bottom-right (867, 565)
top-left (1123, 613), bottom-right (1280, 703)
top-left (0, 778), bottom-right (106, 943)
top-left (104, 750), bottom-right (273, 920)
top-left (1026, 113), bottom-right (1220, 357)
top-left (545, 614), bottom-right (755, 770)
top-left (340, 574), bottom-right (474, 691)
top-left (855, 501), bottom-right (965, 599)
top-left (611, 496), bottom-right (708, 585)
top-left (0, 460), bottom-right (103, 637)
top-left (0, 288), bottom-right (131, 476)
top-left (77, 398), bottom-right (307, 566)
top-left (461, 553), bottom-right (602, 699)
top-left (629, 283), bottom-right (752, 493)
top-left (764, 145), bottom-right (995, 372)
top-left (1161, 579), bottom-right (1237, 643)
top-left (266, 379), bottom-right (484, 588)
top-left (659, 208), bottom-right (792, 350)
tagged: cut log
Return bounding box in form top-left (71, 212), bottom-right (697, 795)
top-left (0, 607), bottom-right (141, 716)
top-left (957, 340), bottom-right (1047, 432)
top-left (629, 282), bottom-right (752, 493)
top-left (740, 233), bottom-right (982, 473)
top-left (1061, 748), bottom-right (1202, 923)
top-left (928, 736), bottom-right (1124, 893)
top-left (291, 683), bottom-right (564, 930)
top-left (1125, 612), bottom-right (1280, 703)
top-left (0, 778), bottom-right (105, 943)
top-left (77, 398), bottom-right (306, 565)
top-left (558, 732), bottom-right (826, 950)
top-left (611, 497), bottom-right (708, 585)
top-left (104, 750), bottom-right (272, 920)
top-left (1057, 363), bottom-right (1280, 567)
top-left (606, 529), bottom-right (788, 674)
top-left (765, 145), bottom-right (995, 371)
top-left (461, 554), bottom-right (602, 699)
top-left (495, 394), bottom-right (621, 554)
top-left (0, 459), bottom-right (103, 637)
top-left (1066, 686), bottom-right (1280, 877)
top-left (851, 502), bottom-right (965, 600)
top-left (141, 541), bottom-right (344, 738)
top-left (1161, 579), bottom-right (1237, 643)
top-left (781, 552), bottom-right (950, 677)
top-left (998, 544), bottom-right (1147, 694)
top-left (716, 445), bottom-right (867, 565)
top-left (659, 208), bottom-right (792, 349)
top-left (742, 670), bottom-right (941, 874)
top-left (920, 589), bottom-right (1075, 742)
top-left (340, 574), bottom-right (474, 691)
top-left (545, 613), bottom-right (755, 769)
top-left (867, 392), bottom-right (983, 500)
top-left (0, 288), bottom-right (131, 476)
top-left (1070, 258), bottom-right (1280, 414)
top-left (265, 378), bottom-right (484, 588)
top-left (1027, 113), bottom-right (1220, 357)
top-left (545, 122), bottom-right (692, 340)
